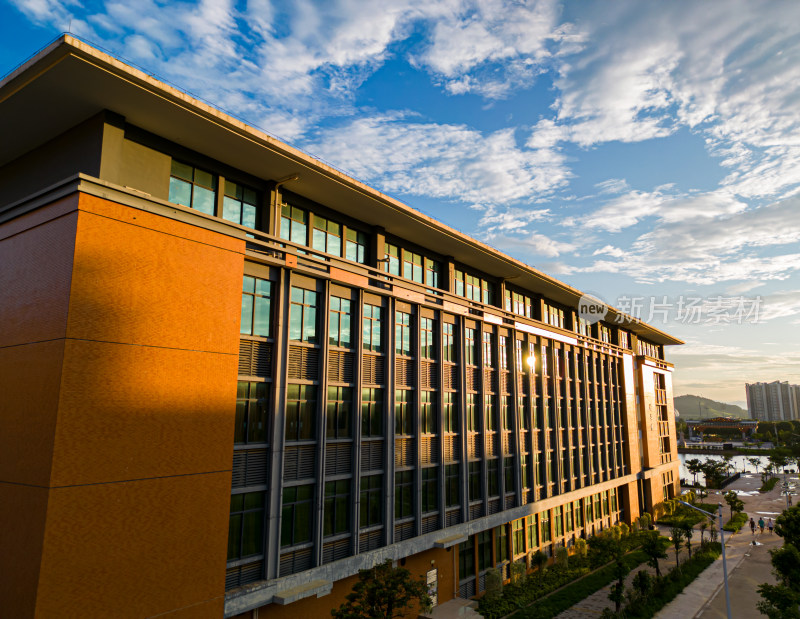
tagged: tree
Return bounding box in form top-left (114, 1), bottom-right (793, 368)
top-left (679, 519), bottom-right (695, 559)
top-left (331, 560), bottom-right (432, 619)
top-left (670, 526), bottom-right (684, 569)
top-left (686, 458), bottom-right (704, 486)
top-left (722, 454), bottom-right (734, 476)
top-left (724, 490), bottom-right (744, 519)
top-left (696, 485), bottom-right (709, 502)
top-left (699, 521), bottom-right (708, 545)
top-left (632, 570), bottom-right (652, 597)
top-left (758, 505), bottom-right (800, 618)
top-left (747, 457), bottom-right (762, 475)
top-left (641, 531), bottom-right (667, 578)
top-left (531, 549), bottom-right (548, 584)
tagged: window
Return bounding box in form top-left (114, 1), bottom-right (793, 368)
top-left (528, 514), bottom-right (538, 549)
top-left (467, 394), bottom-right (478, 432)
top-left (543, 303), bottom-right (565, 329)
top-left (485, 395), bottom-right (496, 432)
top-left (241, 276), bottom-right (272, 337)
top-left (395, 390), bottom-right (413, 436)
top-left (618, 330), bottom-right (629, 349)
top-left (603, 491), bottom-right (609, 516)
top-left (453, 270), bottom-right (493, 304)
top-left (554, 505), bottom-right (563, 537)
top-left (445, 464), bottom-right (460, 507)
top-left (345, 229), bottom-right (368, 264)
top-left (402, 250), bottom-right (423, 283)
top-left (512, 519), bottom-right (525, 555)
top-left (577, 317), bottom-right (590, 337)
top-left (361, 388), bottom-right (383, 436)
top-left (499, 336), bottom-right (508, 370)
top-left (235, 382), bottom-right (268, 444)
top-left (328, 296), bottom-right (352, 348)
top-left (223, 179), bottom-right (258, 228)
top-left (422, 467), bottom-right (438, 513)
top-left (324, 479), bottom-right (350, 536)
top-left (421, 391), bottom-right (437, 434)
top-left (598, 324), bottom-right (611, 344)
top-left (228, 492), bottom-right (265, 560)
top-left (610, 488), bottom-right (618, 512)
top-left (384, 243), bottom-right (400, 276)
top-left (465, 328), bottom-right (477, 365)
top-left (504, 457), bottom-right (515, 493)
top-left (444, 392), bottom-right (458, 433)
top-left (519, 396), bottom-right (529, 430)
top-left (540, 511), bottom-right (551, 543)
top-left (468, 461), bottom-right (481, 501)
top-left (326, 386), bottom-right (352, 439)
top-left (311, 215), bottom-right (342, 255)
top-left (496, 525), bottom-right (508, 563)
top-left (169, 160), bottom-right (216, 215)
top-left (281, 485), bottom-right (313, 547)
top-left (488, 459), bottom-right (499, 497)
top-left (574, 500), bottom-right (583, 527)
top-left (594, 494), bottom-right (602, 520)
top-left (459, 535), bottom-right (475, 580)
top-left (586, 496), bottom-right (594, 522)
top-left (505, 290), bottom-right (532, 318)
top-left (280, 203), bottom-right (308, 245)
top-left (420, 317), bottom-right (434, 359)
top-left (478, 530), bottom-right (492, 571)
top-left (362, 304), bottom-right (382, 352)
top-left (482, 332), bottom-right (493, 366)
top-left (360, 475), bottom-right (382, 527)
top-left (425, 257), bottom-right (439, 288)
top-left (394, 472), bottom-right (417, 520)
top-left (501, 395), bottom-right (512, 430)
top-left (443, 323), bottom-right (455, 362)
top-left (565, 502), bottom-right (574, 532)
top-left (289, 287), bottom-right (318, 343)
top-left (520, 454), bottom-right (529, 489)
top-left (395, 311), bottom-right (411, 356)
top-left (285, 385), bottom-right (316, 441)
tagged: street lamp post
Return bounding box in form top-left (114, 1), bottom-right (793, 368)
top-left (677, 500), bottom-right (732, 619)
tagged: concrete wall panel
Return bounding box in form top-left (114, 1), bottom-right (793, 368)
top-left (68, 196), bottom-right (244, 354)
top-left (0, 340), bottom-right (64, 486)
top-left (0, 209), bottom-right (77, 348)
top-left (0, 483), bottom-right (49, 619)
top-left (50, 338), bottom-right (237, 486)
top-left (35, 473), bottom-right (230, 619)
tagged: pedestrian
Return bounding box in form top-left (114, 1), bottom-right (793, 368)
top-left (750, 518), bottom-right (756, 535)
top-left (768, 518), bottom-right (774, 534)
top-left (758, 517), bottom-right (765, 533)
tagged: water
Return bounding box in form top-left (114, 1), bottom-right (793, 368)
top-left (678, 453), bottom-right (773, 486)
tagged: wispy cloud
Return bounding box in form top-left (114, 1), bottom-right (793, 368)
top-left (306, 113), bottom-right (570, 206)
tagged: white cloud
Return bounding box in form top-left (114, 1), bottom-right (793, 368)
top-left (412, 0), bottom-right (564, 98)
top-left (306, 114), bottom-right (570, 206)
top-left (576, 194), bottom-right (800, 285)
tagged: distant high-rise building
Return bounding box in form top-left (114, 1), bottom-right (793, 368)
top-left (746, 381), bottom-right (800, 421)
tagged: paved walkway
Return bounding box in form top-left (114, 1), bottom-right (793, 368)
top-left (554, 561), bottom-right (659, 618)
top-left (550, 473), bottom-right (789, 618)
top-left (655, 473), bottom-right (786, 618)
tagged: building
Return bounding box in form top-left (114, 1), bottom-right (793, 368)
top-left (0, 36), bottom-right (682, 618)
top-left (746, 381), bottom-right (800, 422)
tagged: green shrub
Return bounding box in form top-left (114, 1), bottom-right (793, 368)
top-left (760, 477), bottom-right (779, 493)
top-left (723, 512), bottom-right (748, 532)
top-left (495, 549), bottom-right (652, 619)
top-left (623, 543), bottom-right (721, 618)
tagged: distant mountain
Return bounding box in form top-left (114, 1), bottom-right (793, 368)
top-left (674, 394), bottom-right (749, 419)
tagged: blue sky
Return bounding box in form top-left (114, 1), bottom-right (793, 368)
top-left (3, 0), bottom-right (800, 407)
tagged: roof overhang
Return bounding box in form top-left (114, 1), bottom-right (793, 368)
top-left (0, 35), bottom-right (683, 346)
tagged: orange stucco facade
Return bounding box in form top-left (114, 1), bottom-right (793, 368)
top-left (0, 192), bottom-right (246, 617)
